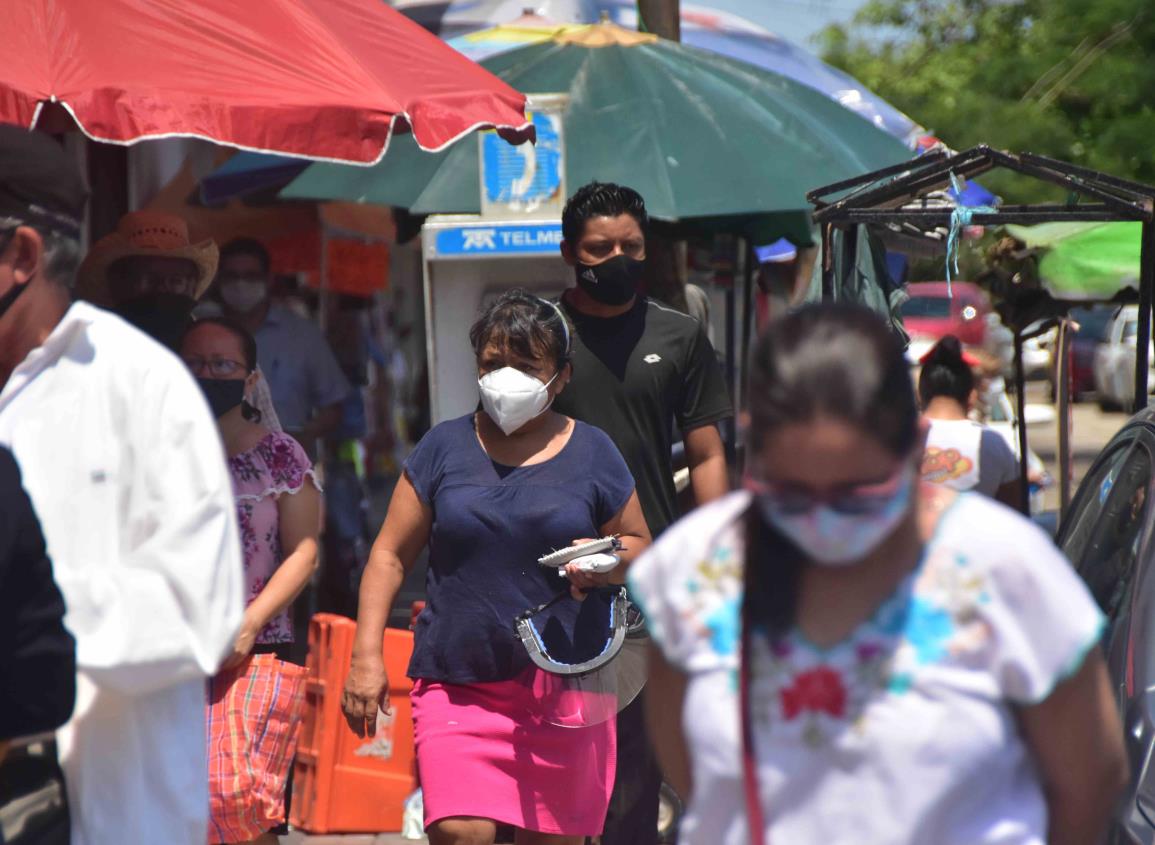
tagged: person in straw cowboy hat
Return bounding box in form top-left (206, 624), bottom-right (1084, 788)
top-left (78, 210), bottom-right (218, 350)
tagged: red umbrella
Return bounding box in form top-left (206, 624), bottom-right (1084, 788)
top-left (0, 0), bottom-right (533, 162)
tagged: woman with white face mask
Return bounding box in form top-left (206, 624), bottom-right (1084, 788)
top-left (342, 290), bottom-right (650, 845)
top-left (628, 304), bottom-right (1126, 845)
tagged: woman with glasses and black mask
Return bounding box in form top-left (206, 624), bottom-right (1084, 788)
top-left (629, 304), bottom-right (1127, 845)
top-left (342, 290), bottom-right (650, 845)
top-left (180, 318), bottom-right (321, 845)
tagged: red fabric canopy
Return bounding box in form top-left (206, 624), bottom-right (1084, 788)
top-left (0, 0), bottom-right (532, 162)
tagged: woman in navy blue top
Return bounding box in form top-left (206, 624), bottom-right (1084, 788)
top-left (342, 291), bottom-right (650, 845)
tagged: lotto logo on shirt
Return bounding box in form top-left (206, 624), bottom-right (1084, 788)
top-left (922, 447), bottom-right (974, 484)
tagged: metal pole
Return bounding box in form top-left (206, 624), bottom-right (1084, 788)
top-left (1141, 220), bottom-right (1155, 413)
top-left (636, 0), bottom-right (680, 40)
top-left (86, 143), bottom-right (129, 243)
top-left (725, 269), bottom-right (737, 408)
top-left (741, 242), bottom-right (756, 407)
top-left (821, 223), bottom-right (835, 302)
top-left (1014, 332), bottom-right (1031, 515)
top-left (1056, 320), bottom-right (1072, 521)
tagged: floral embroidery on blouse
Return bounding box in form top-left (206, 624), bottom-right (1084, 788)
top-left (692, 527), bottom-right (997, 748)
top-left (227, 432), bottom-right (317, 644)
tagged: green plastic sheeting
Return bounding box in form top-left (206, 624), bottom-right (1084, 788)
top-left (1005, 221), bottom-right (1142, 301)
top-left (283, 31), bottom-right (910, 221)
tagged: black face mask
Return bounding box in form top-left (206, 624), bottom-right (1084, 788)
top-left (196, 377), bottom-right (245, 419)
top-left (114, 293), bottom-right (196, 352)
top-left (574, 254), bottom-right (644, 306)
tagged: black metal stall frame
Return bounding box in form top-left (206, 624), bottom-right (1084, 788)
top-left (806, 145), bottom-right (1155, 520)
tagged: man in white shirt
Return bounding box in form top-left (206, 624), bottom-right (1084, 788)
top-left (0, 125), bottom-right (244, 844)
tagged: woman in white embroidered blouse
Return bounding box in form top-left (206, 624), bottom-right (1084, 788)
top-left (629, 304), bottom-right (1126, 845)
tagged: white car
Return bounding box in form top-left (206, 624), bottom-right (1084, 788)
top-left (1093, 305), bottom-right (1155, 410)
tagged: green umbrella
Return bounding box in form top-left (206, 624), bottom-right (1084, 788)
top-left (1005, 221), bottom-right (1141, 301)
top-left (282, 22), bottom-right (910, 220)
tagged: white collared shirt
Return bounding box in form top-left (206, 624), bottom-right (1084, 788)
top-left (0, 301), bottom-right (244, 845)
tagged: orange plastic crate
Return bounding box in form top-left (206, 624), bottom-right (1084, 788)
top-left (291, 614), bottom-right (417, 834)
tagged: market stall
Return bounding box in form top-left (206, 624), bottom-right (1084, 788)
top-left (808, 145), bottom-right (1155, 521)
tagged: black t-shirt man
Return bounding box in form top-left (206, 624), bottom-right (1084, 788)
top-left (554, 295), bottom-right (731, 537)
top-left (551, 182), bottom-right (732, 845)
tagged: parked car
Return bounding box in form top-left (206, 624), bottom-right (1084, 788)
top-left (1094, 305), bottom-right (1155, 411)
top-left (1057, 407), bottom-right (1155, 843)
top-left (901, 281), bottom-right (993, 364)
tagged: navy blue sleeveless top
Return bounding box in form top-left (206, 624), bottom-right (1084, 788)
top-left (404, 414), bottom-right (635, 683)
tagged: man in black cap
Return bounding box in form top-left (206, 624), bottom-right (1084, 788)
top-left (0, 124), bottom-right (244, 845)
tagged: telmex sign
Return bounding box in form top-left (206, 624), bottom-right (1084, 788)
top-left (432, 223), bottom-right (564, 258)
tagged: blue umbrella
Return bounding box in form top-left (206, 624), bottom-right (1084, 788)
top-left (198, 151), bottom-right (310, 206)
top-left (676, 28), bottom-right (920, 144)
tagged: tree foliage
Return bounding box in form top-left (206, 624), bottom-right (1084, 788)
top-left (818, 0), bottom-right (1155, 203)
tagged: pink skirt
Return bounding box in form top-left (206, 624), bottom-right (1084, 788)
top-left (411, 671), bottom-right (617, 836)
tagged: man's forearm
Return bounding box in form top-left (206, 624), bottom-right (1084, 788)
top-left (689, 452), bottom-right (728, 505)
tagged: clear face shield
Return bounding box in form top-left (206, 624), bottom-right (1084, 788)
top-left (514, 585), bottom-right (648, 728)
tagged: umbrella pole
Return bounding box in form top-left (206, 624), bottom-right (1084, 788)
top-left (86, 143), bottom-right (129, 242)
top-left (1056, 319), bottom-right (1072, 522)
top-left (1140, 220), bottom-right (1155, 413)
top-left (1013, 332), bottom-right (1031, 515)
top-left (741, 242), bottom-right (756, 406)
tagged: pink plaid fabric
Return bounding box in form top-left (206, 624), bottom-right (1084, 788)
top-left (207, 654), bottom-right (307, 843)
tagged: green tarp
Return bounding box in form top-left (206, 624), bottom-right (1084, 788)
top-left (1005, 221), bottom-right (1142, 301)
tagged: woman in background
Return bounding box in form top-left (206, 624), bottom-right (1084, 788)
top-left (181, 318), bottom-right (321, 845)
top-left (919, 335), bottom-right (1022, 509)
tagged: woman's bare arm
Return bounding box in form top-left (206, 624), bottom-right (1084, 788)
top-left (1018, 648), bottom-right (1128, 845)
top-left (342, 473), bottom-right (432, 737)
top-left (223, 478), bottom-right (322, 668)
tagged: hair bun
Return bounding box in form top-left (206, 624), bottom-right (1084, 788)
top-left (924, 335), bottom-right (965, 366)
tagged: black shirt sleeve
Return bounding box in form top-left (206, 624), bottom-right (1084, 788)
top-left (0, 448), bottom-right (76, 741)
top-left (677, 322), bottom-right (734, 433)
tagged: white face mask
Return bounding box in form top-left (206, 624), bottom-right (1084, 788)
top-left (478, 367), bottom-right (558, 435)
top-left (220, 279), bottom-right (267, 314)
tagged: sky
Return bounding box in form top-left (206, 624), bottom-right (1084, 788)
top-left (697, 0), bottom-right (866, 47)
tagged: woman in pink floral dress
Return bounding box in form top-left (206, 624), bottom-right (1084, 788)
top-left (181, 317), bottom-right (321, 845)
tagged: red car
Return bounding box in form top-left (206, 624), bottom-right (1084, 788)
top-left (900, 281), bottom-right (992, 358)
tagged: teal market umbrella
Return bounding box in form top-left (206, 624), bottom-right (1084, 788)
top-left (282, 21), bottom-right (911, 221)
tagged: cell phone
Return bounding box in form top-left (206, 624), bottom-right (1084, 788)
top-left (537, 536), bottom-right (622, 569)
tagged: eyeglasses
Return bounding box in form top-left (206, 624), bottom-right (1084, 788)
top-left (745, 465), bottom-right (910, 517)
top-left (219, 273), bottom-right (266, 285)
top-left (181, 356), bottom-right (248, 378)
top-left (128, 271), bottom-right (198, 296)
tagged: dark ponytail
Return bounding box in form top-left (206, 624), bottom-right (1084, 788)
top-left (917, 335), bottom-right (974, 407)
top-left (743, 304), bottom-right (919, 636)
